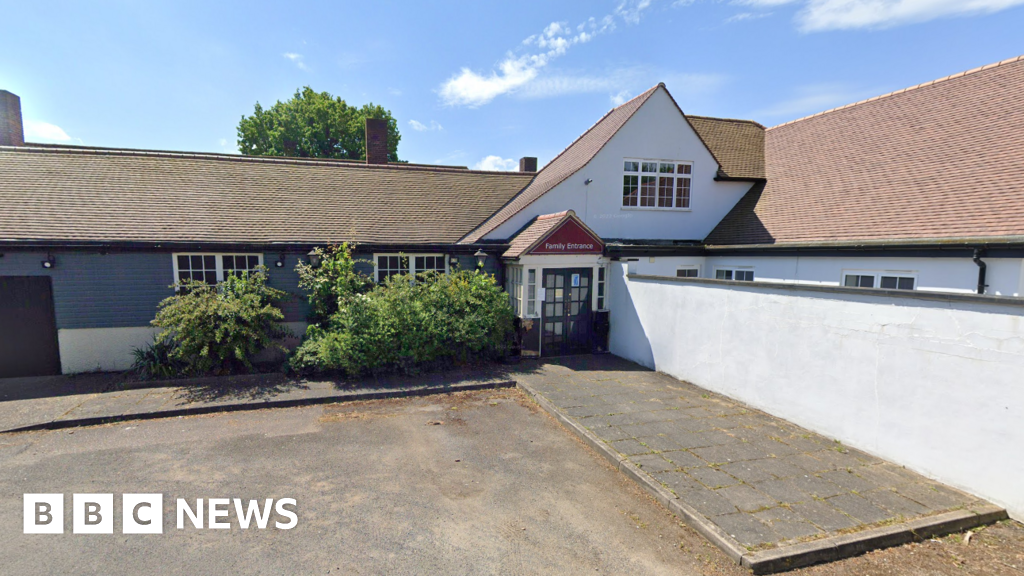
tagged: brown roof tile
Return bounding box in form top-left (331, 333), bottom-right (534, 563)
top-left (706, 55), bottom-right (1024, 246)
top-left (0, 146), bottom-right (533, 245)
top-left (687, 116), bottom-right (765, 180)
top-left (502, 211), bottom-right (571, 258)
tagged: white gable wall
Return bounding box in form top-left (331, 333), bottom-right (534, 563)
top-left (483, 88), bottom-right (753, 242)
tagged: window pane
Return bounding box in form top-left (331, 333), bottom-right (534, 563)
top-left (622, 175), bottom-right (639, 207)
top-left (248, 256), bottom-right (259, 269)
top-left (222, 255), bottom-right (235, 270)
top-left (204, 255), bottom-right (216, 269)
top-left (640, 176), bottom-right (657, 207)
top-left (880, 276), bottom-right (898, 289)
top-left (623, 161), bottom-right (639, 172)
top-left (678, 164), bottom-right (692, 174)
top-left (641, 162), bottom-right (658, 173)
top-left (738, 271), bottom-right (754, 281)
top-left (205, 271), bottom-right (217, 284)
top-left (177, 255), bottom-right (189, 269)
top-left (178, 272), bottom-right (190, 282)
top-left (415, 256), bottom-right (424, 270)
top-left (657, 176), bottom-right (674, 207)
top-left (862, 276), bottom-right (874, 288)
top-left (597, 297), bottom-right (604, 309)
top-left (716, 270), bottom-right (732, 280)
top-left (677, 268), bottom-right (697, 278)
top-left (191, 255), bottom-right (203, 269)
top-left (844, 275), bottom-right (858, 287)
top-left (676, 177), bottom-right (691, 208)
top-left (659, 163), bottom-right (674, 173)
top-left (898, 277), bottom-right (915, 290)
top-left (597, 267), bottom-right (604, 281)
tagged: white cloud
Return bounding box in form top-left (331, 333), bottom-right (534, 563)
top-left (726, 11), bottom-right (774, 22)
top-left (282, 52), bottom-right (307, 70)
top-left (439, 1), bottom-right (653, 107)
top-left (473, 155), bottom-right (519, 171)
top-left (797, 0), bottom-right (1024, 31)
top-left (408, 119), bottom-right (443, 132)
top-left (387, 87), bottom-right (402, 96)
top-left (610, 89), bottom-right (633, 106)
top-left (24, 120), bottom-right (72, 142)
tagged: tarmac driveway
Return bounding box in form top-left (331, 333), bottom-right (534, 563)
top-left (0, 388), bottom-right (739, 576)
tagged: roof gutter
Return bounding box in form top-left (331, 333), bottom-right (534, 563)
top-left (0, 239), bottom-right (509, 254)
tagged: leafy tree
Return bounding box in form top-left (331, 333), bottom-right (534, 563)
top-left (237, 87), bottom-right (401, 161)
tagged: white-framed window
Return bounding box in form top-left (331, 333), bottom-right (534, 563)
top-left (676, 265), bottom-right (700, 278)
top-left (714, 267), bottom-right (754, 282)
top-left (843, 271), bottom-right (916, 291)
top-left (374, 253), bottom-right (447, 283)
top-left (173, 253), bottom-right (264, 285)
top-left (622, 158), bottom-right (692, 210)
top-left (596, 266), bottom-right (608, 310)
top-left (526, 269), bottom-right (538, 317)
top-left (506, 266), bottom-right (523, 316)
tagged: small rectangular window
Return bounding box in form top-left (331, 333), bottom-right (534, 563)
top-left (715, 268), bottom-right (753, 282)
top-left (844, 271), bottom-right (915, 291)
top-left (596, 266), bottom-right (607, 310)
top-left (657, 177), bottom-right (674, 207)
top-left (624, 161), bottom-right (639, 172)
top-left (641, 161), bottom-right (658, 173)
top-left (676, 267), bottom-right (699, 278)
top-left (676, 177), bottom-right (690, 208)
top-left (623, 175), bottom-right (639, 207)
top-left (173, 253), bottom-right (263, 288)
top-left (640, 176), bottom-right (657, 207)
top-left (377, 255), bottom-right (409, 282)
top-left (880, 276), bottom-right (915, 290)
top-left (527, 269), bottom-right (537, 316)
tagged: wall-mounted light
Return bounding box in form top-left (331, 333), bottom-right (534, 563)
top-left (307, 249), bottom-right (321, 268)
top-left (584, 178), bottom-right (593, 185)
top-left (41, 254), bottom-right (56, 269)
top-left (275, 254), bottom-right (286, 268)
top-left (474, 249), bottom-right (487, 269)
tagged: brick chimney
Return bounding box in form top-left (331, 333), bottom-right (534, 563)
top-left (519, 157), bottom-right (537, 172)
top-left (0, 90), bottom-right (25, 146)
top-left (365, 118), bottom-right (388, 165)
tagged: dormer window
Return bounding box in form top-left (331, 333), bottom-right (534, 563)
top-left (622, 159), bottom-right (691, 209)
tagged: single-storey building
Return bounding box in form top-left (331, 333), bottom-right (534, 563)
top-left (2, 54), bottom-right (1023, 376)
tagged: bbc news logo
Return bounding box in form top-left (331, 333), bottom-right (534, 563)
top-left (24, 494), bottom-right (297, 534)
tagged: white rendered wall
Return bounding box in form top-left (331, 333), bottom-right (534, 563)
top-left (58, 327), bottom-right (162, 373)
top-left (704, 256), bottom-right (1023, 296)
top-left (57, 322), bottom-right (309, 374)
top-left (608, 263), bottom-right (1024, 520)
top-left (483, 88), bottom-right (752, 242)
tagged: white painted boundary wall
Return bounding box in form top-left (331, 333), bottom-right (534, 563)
top-left (608, 263), bottom-right (1024, 520)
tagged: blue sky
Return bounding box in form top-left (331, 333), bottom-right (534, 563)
top-left (2, 0), bottom-right (1023, 169)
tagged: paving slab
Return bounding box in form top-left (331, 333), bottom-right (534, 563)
top-left (513, 355), bottom-right (1006, 573)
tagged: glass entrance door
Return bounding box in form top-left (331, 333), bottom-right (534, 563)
top-left (541, 268), bottom-right (593, 356)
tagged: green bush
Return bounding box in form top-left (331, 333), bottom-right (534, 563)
top-left (289, 269), bottom-right (514, 377)
top-left (150, 267), bottom-right (289, 375)
top-left (295, 243), bottom-right (373, 326)
top-left (130, 340), bottom-right (189, 380)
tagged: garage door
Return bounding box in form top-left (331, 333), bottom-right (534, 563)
top-left (0, 276), bottom-right (61, 378)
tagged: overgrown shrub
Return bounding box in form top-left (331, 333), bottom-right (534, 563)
top-left (130, 340), bottom-right (189, 380)
top-left (149, 267), bottom-right (289, 375)
top-left (289, 269), bottom-right (514, 377)
top-left (295, 243), bottom-right (373, 326)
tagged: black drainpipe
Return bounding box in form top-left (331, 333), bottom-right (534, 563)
top-left (972, 248), bottom-right (987, 295)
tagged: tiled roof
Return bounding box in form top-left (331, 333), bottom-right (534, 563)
top-left (460, 85), bottom-right (662, 244)
top-left (0, 146), bottom-right (533, 245)
top-left (687, 116), bottom-right (765, 180)
top-left (502, 211), bottom-right (570, 258)
top-left (706, 55), bottom-right (1024, 246)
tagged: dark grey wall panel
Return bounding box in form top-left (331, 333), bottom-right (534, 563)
top-left (0, 251), bottom-right (174, 329)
